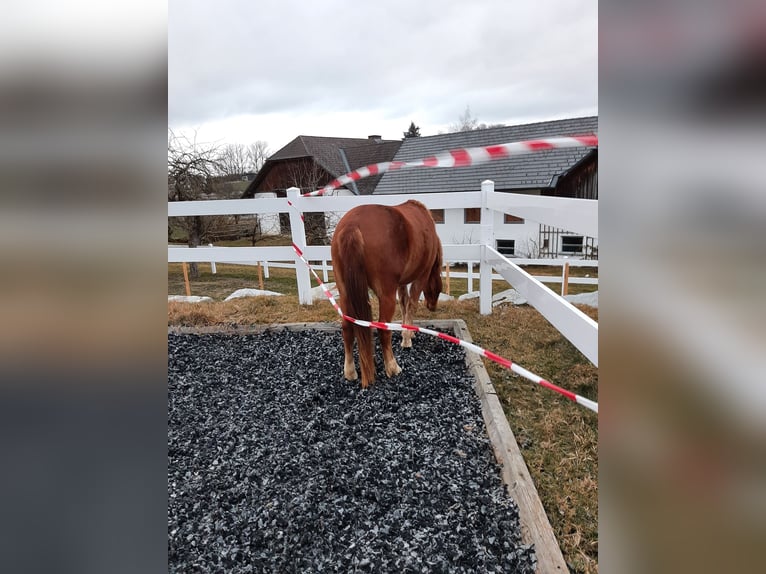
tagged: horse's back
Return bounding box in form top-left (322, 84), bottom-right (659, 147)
top-left (332, 205), bottom-right (393, 281)
top-left (332, 201), bottom-right (440, 285)
top-left (394, 200), bottom-right (441, 274)
top-left (393, 199), bottom-right (431, 220)
top-left (336, 201), bottom-right (435, 243)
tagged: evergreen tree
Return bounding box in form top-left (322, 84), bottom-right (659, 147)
top-left (403, 121), bottom-right (421, 138)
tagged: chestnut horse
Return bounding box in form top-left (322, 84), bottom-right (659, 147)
top-left (330, 200), bottom-right (443, 388)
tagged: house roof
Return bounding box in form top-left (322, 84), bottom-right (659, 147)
top-left (340, 140), bottom-right (403, 194)
top-left (243, 136), bottom-right (401, 197)
top-left (372, 116), bottom-right (598, 195)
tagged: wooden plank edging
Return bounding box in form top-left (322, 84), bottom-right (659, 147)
top-left (168, 320), bottom-right (567, 572)
top-left (451, 319), bottom-right (568, 573)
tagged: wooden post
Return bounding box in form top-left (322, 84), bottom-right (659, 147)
top-left (182, 262), bottom-right (191, 296)
top-left (257, 262), bottom-right (264, 291)
top-left (444, 262), bottom-right (451, 295)
top-left (561, 261), bottom-right (570, 296)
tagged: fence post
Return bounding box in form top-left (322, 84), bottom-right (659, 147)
top-left (182, 262), bottom-right (191, 297)
top-left (479, 180), bottom-right (495, 315)
top-left (467, 262), bottom-right (474, 293)
top-left (208, 243), bottom-right (217, 274)
top-left (287, 187), bottom-right (313, 305)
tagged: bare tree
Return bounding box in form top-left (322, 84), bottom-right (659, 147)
top-left (246, 140), bottom-right (270, 173)
top-left (517, 236), bottom-right (542, 259)
top-left (168, 129), bottom-right (223, 278)
top-left (217, 143), bottom-right (250, 177)
top-left (449, 105), bottom-right (479, 132)
top-left (211, 140), bottom-right (271, 180)
top-left (447, 105), bottom-right (504, 133)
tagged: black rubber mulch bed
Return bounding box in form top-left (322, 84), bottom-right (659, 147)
top-left (168, 328), bottom-right (536, 573)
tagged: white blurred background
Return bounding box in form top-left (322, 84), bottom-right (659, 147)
top-left (0, 3), bottom-right (167, 573)
top-left (600, 1), bottom-right (766, 572)
top-left (0, 1), bottom-right (166, 374)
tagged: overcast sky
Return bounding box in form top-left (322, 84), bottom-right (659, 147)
top-left (169, 0), bottom-right (597, 153)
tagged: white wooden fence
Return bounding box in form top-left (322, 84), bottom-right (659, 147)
top-left (168, 181), bottom-right (598, 365)
top-left (167, 250), bottom-right (598, 291)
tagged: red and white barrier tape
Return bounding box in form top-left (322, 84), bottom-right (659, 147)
top-left (304, 134), bottom-right (598, 197)
top-left (291, 243), bottom-right (598, 414)
top-left (289, 134), bottom-right (599, 413)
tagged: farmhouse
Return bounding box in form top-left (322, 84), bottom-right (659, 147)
top-left (242, 135), bottom-right (402, 242)
top-left (243, 116), bottom-right (597, 258)
top-left (374, 116), bottom-right (598, 258)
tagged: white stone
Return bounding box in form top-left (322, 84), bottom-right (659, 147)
top-left (224, 288), bottom-right (283, 301)
top-left (458, 291), bottom-right (480, 301)
top-left (168, 295), bottom-right (213, 303)
top-left (491, 288), bottom-right (528, 306)
top-left (564, 291), bottom-right (598, 308)
top-left (311, 282), bottom-right (339, 300)
top-left (418, 292), bottom-right (455, 302)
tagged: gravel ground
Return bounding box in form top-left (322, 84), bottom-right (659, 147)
top-left (168, 329), bottom-right (536, 573)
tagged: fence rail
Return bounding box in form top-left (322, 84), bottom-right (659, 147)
top-left (485, 247), bottom-right (598, 365)
top-left (168, 181), bottom-right (598, 365)
top-left (169, 248), bottom-right (598, 286)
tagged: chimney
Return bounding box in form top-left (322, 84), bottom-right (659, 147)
top-left (367, 135), bottom-right (382, 142)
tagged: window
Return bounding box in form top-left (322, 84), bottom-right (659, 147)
top-left (496, 239), bottom-right (515, 256)
top-left (561, 235), bottom-right (583, 254)
top-left (464, 207), bottom-right (481, 224)
top-left (430, 209), bottom-right (445, 223)
top-left (504, 213), bottom-right (524, 224)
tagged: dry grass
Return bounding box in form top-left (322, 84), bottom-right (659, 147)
top-left (168, 264), bottom-right (599, 573)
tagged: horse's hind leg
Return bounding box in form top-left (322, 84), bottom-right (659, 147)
top-left (398, 285), bottom-right (412, 348)
top-left (379, 293), bottom-right (402, 378)
top-left (399, 284), bottom-right (420, 348)
top-left (341, 319), bottom-right (358, 381)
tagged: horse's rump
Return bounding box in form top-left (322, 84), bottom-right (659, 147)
top-left (332, 224), bottom-right (372, 324)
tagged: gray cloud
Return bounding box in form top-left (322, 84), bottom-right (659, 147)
top-left (169, 0), bottom-right (597, 141)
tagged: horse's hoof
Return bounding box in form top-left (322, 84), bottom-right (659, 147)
top-left (344, 368), bottom-right (358, 381)
top-left (385, 362), bottom-right (402, 377)
top-left (400, 338), bottom-right (412, 348)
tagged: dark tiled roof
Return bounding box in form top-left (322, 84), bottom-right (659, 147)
top-left (245, 136), bottom-right (401, 196)
top-left (272, 136), bottom-right (394, 178)
top-left (341, 140), bottom-right (402, 194)
top-left (373, 116), bottom-right (598, 195)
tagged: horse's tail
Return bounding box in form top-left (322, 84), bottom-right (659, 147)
top-left (337, 226), bottom-right (374, 383)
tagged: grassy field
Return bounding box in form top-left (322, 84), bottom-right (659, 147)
top-left (168, 260), bottom-right (599, 573)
